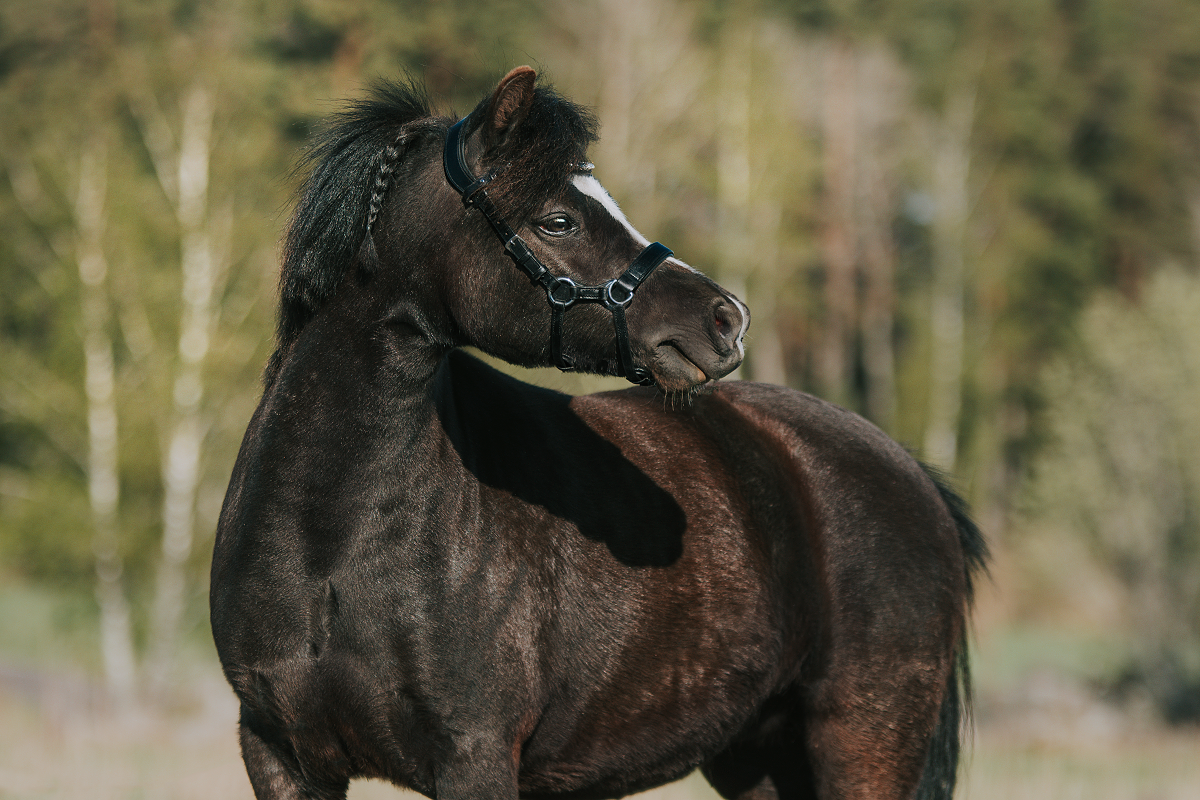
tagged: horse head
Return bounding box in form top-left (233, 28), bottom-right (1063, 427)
top-left (430, 67), bottom-right (748, 393)
top-left (278, 67), bottom-right (747, 394)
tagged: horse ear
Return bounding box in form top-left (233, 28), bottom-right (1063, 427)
top-left (484, 66), bottom-right (536, 143)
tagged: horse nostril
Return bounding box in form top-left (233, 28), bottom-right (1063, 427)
top-left (712, 302), bottom-right (742, 349)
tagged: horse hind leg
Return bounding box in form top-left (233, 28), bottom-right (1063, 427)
top-left (703, 660), bottom-right (962, 800)
top-left (800, 656), bottom-right (963, 800)
top-left (701, 698), bottom-right (819, 800)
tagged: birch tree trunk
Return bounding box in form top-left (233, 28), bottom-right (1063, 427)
top-left (134, 83), bottom-right (223, 698)
top-left (76, 138), bottom-right (138, 703)
top-left (746, 203), bottom-right (788, 386)
top-left (861, 173), bottom-right (897, 430)
top-left (712, 14), bottom-right (791, 386)
top-left (923, 88), bottom-right (974, 469)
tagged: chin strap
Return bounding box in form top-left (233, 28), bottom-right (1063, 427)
top-left (443, 115), bottom-right (671, 386)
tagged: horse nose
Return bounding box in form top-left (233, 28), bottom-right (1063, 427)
top-left (711, 298), bottom-right (747, 356)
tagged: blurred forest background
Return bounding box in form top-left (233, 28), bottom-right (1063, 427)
top-left (2, 0), bottom-right (1199, 797)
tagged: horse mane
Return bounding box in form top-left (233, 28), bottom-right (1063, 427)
top-left (269, 77), bottom-right (433, 384)
top-left (267, 74), bottom-right (599, 386)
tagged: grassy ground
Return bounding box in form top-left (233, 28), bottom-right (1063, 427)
top-left (964, 727), bottom-right (1200, 800)
top-left (2, 668), bottom-right (1197, 800)
top-left (2, 583), bottom-right (1198, 799)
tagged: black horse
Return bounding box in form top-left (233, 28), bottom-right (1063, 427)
top-left (211, 67), bottom-right (986, 800)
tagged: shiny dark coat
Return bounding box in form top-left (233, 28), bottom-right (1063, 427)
top-left (211, 68), bottom-right (986, 800)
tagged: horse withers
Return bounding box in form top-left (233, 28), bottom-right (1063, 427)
top-left (211, 66), bottom-right (987, 800)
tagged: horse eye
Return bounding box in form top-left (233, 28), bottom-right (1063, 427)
top-left (538, 214), bottom-right (577, 236)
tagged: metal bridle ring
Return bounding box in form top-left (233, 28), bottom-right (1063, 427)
top-left (604, 280), bottom-right (635, 309)
top-left (547, 277), bottom-right (579, 308)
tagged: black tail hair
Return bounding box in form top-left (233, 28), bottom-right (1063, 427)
top-left (915, 467), bottom-right (989, 799)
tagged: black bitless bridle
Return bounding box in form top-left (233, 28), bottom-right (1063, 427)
top-left (443, 116), bottom-right (672, 386)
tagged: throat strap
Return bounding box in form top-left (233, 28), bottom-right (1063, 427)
top-left (442, 116), bottom-right (671, 385)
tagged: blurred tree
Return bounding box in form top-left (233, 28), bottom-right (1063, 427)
top-left (769, 0), bottom-right (1200, 500)
top-left (126, 73), bottom-right (227, 697)
top-left (855, 44), bottom-right (905, 431)
top-left (922, 84), bottom-right (973, 469)
top-left (74, 135), bottom-right (139, 702)
top-left (1028, 266), bottom-right (1200, 722)
top-left (0, 0), bottom-right (138, 699)
top-left (815, 34), bottom-right (857, 405)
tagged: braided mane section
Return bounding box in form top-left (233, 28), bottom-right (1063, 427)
top-left (358, 127), bottom-right (411, 272)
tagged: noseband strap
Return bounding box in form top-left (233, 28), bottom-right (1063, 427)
top-left (442, 115), bottom-right (671, 386)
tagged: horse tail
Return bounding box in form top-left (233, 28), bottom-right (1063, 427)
top-left (914, 642), bottom-right (969, 800)
top-left (915, 466), bottom-right (989, 800)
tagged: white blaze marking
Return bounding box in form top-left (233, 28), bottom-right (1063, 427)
top-left (572, 174), bottom-right (698, 273)
top-left (572, 173), bottom-right (748, 357)
top-left (572, 174), bottom-right (651, 247)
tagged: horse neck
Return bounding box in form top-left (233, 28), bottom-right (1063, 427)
top-left (265, 170), bottom-right (474, 459)
top-left (267, 272), bottom-right (450, 434)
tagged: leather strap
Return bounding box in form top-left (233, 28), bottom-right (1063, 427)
top-left (443, 117), bottom-right (482, 198)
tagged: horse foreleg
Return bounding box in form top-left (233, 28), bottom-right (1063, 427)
top-left (239, 716), bottom-right (349, 800)
top-left (432, 734), bottom-right (520, 800)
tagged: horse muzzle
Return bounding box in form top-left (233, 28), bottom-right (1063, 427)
top-left (639, 283), bottom-right (749, 392)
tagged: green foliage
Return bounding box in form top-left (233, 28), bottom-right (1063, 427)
top-left (0, 581), bottom-right (100, 670)
top-left (1027, 266), bottom-right (1200, 719)
top-left (0, 0), bottom-right (533, 644)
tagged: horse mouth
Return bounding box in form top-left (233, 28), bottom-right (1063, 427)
top-left (649, 342), bottom-right (711, 392)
